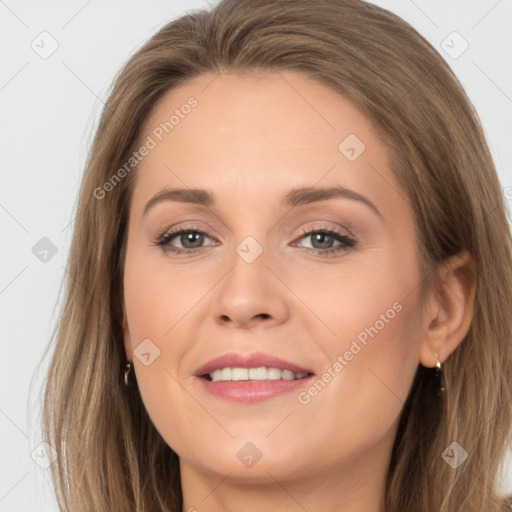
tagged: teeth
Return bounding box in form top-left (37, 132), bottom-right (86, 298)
top-left (249, 367), bottom-right (267, 380)
top-left (267, 368), bottom-right (281, 380)
top-left (209, 367), bottom-right (309, 382)
top-left (231, 368), bottom-right (248, 381)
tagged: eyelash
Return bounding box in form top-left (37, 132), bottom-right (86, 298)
top-left (153, 224), bottom-right (357, 257)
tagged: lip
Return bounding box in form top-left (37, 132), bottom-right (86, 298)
top-left (194, 351), bottom-right (313, 377)
top-left (194, 351), bottom-right (315, 403)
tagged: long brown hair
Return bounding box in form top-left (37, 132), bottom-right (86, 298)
top-left (41, 0), bottom-right (512, 510)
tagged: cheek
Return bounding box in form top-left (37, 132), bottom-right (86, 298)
top-left (290, 249), bottom-right (423, 426)
top-left (288, 296), bottom-right (421, 472)
top-left (288, 249), bottom-right (422, 360)
top-left (122, 250), bottom-right (185, 435)
top-left (123, 248), bottom-right (202, 344)
top-left (123, 247), bottom-right (229, 456)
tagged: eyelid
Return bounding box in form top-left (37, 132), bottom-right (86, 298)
top-left (295, 222), bottom-right (354, 238)
top-left (155, 224), bottom-right (217, 247)
top-left (293, 218), bottom-right (355, 237)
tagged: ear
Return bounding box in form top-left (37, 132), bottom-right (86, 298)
top-left (419, 251), bottom-right (476, 368)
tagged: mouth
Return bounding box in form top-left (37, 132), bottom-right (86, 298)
top-left (194, 352), bottom-right (315, 402)
top-left (200, 367), bottom-right (314, 382)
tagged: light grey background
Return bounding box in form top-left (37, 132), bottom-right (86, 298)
top-left (1, 0), bottom-right (511, 510)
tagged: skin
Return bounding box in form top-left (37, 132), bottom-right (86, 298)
top-left (122, 70), bottom-right (475, 512)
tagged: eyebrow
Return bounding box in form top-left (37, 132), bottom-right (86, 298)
top-left (143, 185), bottom-right (383, 219)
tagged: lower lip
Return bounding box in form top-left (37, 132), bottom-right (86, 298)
top-left (197, 376), bottom-right (314, 402)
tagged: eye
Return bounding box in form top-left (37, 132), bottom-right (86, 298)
top-left (154, 225), bottom-right (216, 255)
top-left (153, 224), bottom-right (357, 257)
top-left (293, 226), bottom-right (356, 256)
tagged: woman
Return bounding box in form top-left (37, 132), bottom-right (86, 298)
top-left (42, 0), bottom-right (512, 510)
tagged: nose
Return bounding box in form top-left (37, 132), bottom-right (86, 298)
top-left (212, 245), bottom-right (289, 329)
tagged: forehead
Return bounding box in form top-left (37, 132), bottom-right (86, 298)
top-left (140, 70), bottom-right (377, 159)
top-left (130, 70), bottom-right (402, 220)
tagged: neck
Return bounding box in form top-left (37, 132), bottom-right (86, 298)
top-left (179, 435), bottom-right (392, 512)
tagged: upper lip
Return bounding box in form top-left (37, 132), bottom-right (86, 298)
top-left (194, 351), bottom-right (314, 377)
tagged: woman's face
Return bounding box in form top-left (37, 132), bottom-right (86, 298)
top-left (122, 70), bottom-right (425, 485)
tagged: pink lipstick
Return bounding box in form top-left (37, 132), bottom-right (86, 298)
top-left (194, 352), bottom-right (315, 403)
